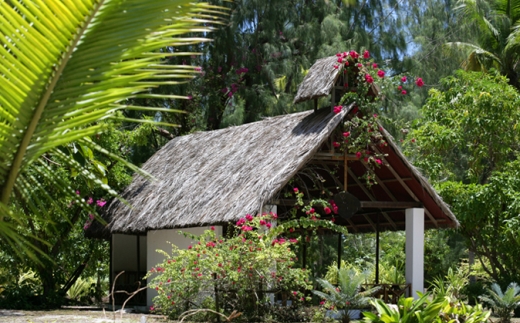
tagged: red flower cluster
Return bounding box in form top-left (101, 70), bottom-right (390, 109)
top-left (333, 105), bottom-right (342, 114)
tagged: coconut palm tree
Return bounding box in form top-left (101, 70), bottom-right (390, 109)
top-left (0, 0), bottom-right (225, 251)
top-left (448, 0), bottom-right (520, 88)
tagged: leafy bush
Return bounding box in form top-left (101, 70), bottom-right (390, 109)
top-left (480, 282), bottom-right (520, 323)
top-left (148, 208), bottom-right (348, 321)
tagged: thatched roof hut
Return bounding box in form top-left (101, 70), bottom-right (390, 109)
top-left (293, 56), bottom-right (342, 104)
top-left (102, 104), bottom-right (458, 236)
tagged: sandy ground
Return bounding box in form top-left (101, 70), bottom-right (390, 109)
top-left (0, 308), bottom-right (168, 323)
top-left (1, 308), bottom-right (520, 323)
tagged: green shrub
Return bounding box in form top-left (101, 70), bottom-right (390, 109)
top-left (480, 282), bottom-right (520, 323)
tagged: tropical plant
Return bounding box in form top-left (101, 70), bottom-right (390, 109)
top-left (313, 267), bottom-right (379, 323)
top-left (479, 282), bottom-right (520, 323)
top-left (0, 0), bottom-right (224, 252)
top-left (448, 0), bottom-right (520, 88)
top-left (430, 267), bottom-right (470, 300)
top-left (363, 293), bottom-right (490, 323)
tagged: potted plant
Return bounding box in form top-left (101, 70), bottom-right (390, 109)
top-left (313, 267), bottom-right (379, 323)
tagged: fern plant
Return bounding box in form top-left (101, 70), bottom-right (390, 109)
top-left (479, 282), bottom-right (520, 323)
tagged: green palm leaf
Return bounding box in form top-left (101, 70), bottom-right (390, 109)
top-left (0, 0), bottom-right (226, 245)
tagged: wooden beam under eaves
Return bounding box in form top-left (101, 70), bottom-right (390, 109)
top-left (270, 199), bottom-right (421, 210)
top-left (359, 201), bottom-right (422, 209)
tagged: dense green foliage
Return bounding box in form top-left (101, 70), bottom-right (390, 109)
top-left (406, 70), bottom-right (520, 284)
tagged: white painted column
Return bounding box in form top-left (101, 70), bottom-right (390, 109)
top-left (405, 208), bottom-right (424, 299)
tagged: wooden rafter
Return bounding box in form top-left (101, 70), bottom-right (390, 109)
top-left (347, 168), bottom-right (398, 230)
top-left (371, 146), bottom-right (439, 228)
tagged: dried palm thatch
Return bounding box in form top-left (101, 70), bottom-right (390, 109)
top-left (293, 56), bottom-right (343, 104)
top-left (106, 105), bottom-right (353, 234)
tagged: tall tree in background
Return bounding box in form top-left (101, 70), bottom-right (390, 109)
top-left (405, 70), bottom-right (520, 283)
top-left (169, 0), bottom-right (411, 131)
top-left (448, 0), bottom-right (520, 88)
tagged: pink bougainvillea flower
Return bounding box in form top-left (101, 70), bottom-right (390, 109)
top-left (293, 291), bottom-right (298, 296)
top-left (357, 63), bottom-right (363, 68)
top-left (96, 199), bottom-right (106, 207)
top-left (259, 220), bottom-right (266, 225)
top-left (355, 152), bottom-right (362, 158)
top-left (401, 76), bottom-right (407, 82)
top-left (343, 131), bottom-right (350, 137)
top-left (333, 206), bottom-right (338, 214)
top-left (236, 218), bottom-right (245, 226)
top-left (245, 214), bottom-right (253, 222)
top-left (372, 63), bottom-right (378, 69)
top-left (377, 70), bottom-right (385, 78)
top-left (241, 225), bottom-right (253, 231)
top-left (365, 74), bottom-right (374, 84)
top-left (333, 105), bottom-right (342, 114)
top-left (333, 65), bottom-right (339, 69)
top-left (375, 159), bottom-right (382, 165)
top-left (75, 190), bottom-right (80, 195)
top-left (333, 141), bottom-right (340, 148)
top-left (401, 90), bottom-right (407, 95)
top-left (363, 50), bottom-right (370, 59)
top-left (87, 197), bottom-right (93, 205)
top-left (397, 85), bottom-right (403, 90)
top-left (290, 238), bottom-right (298, 243)
top-left (416, 77), bottom-right (424, 87)
top-left (293, 187), bottom-right (299, 193)
top-left (337, 57), bottom-right (343, 63)
top-left (271, 213), bottom-right (278, 219)
top-left (210, 226), bottom-right (215, 231)
top-left (324, 207), bottom-right (331, 214)
top-left (266, 222), bottom-right (272, 229)
top-left (320, 300), bottom-right (325, 305)
top-left (188, 245), bottom-right (192, 250)
top-left (350, 50), bottom-right (359, 58)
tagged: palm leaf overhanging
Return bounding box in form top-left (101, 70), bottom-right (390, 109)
top-left (0, 0), bottom-right (226, 246)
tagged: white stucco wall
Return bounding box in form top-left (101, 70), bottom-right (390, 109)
top-left (146, 226), bottom-right (223, 307)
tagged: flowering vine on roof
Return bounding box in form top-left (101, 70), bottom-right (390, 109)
top-left (331, 50), bottom-right (424, 186)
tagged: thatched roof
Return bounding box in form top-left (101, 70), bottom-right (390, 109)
top-left (293, 56), bottom-right (343, 104)
top-left (101, 104), bottom-right (458, 236)
top-left (106, 106), bottom-right (352, 234)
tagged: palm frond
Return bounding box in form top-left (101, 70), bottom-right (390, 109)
top-left (0, 0), bottom-right (227, 244)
